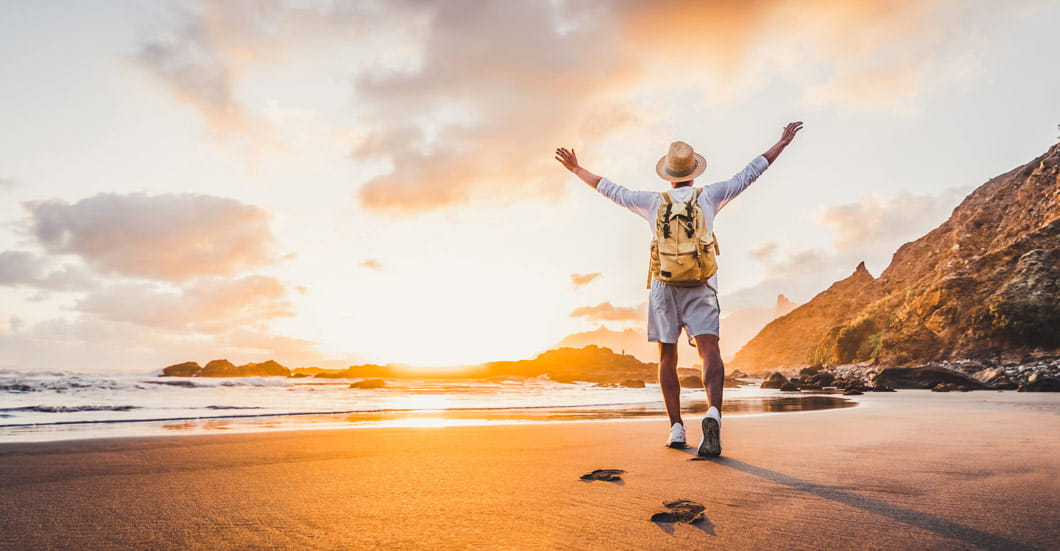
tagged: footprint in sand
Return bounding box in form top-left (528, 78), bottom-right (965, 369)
top-left (650, 500), bottom-right (705, 524)
top-left (580, 469), bottom-right (625, 482)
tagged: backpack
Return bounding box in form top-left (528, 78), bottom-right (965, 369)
top-left (647, 188), bottom-right (720, 289)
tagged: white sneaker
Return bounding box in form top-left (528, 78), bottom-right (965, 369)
top-left (666, 423), bottom-right (687, 448)
top-left (697, 407), bottom-right (722, 457)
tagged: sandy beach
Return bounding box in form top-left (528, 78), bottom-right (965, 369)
top-left (1, 392), bottom-right (1057, 551)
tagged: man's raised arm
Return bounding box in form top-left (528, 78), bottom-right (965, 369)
top-left (555, 146), bottom-right (656, 220)
top-left (554, 147), bottom-right (602, 189)
top-left (703, 121), bottom-right (804, 212)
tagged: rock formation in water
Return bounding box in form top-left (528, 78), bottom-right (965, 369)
top-left (161, 359), bottom-right (290, 377)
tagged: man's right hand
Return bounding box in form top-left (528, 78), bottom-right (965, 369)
top-left (555, 147), bottom-right (603, 189)
top-left (554, 147), bottom-right (580, 172)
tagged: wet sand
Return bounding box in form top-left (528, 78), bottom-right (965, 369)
top-left (1, 392), bottom-right (1058, 550)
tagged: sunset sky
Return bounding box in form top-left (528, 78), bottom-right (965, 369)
top-left (2, 0), bottom-right (1059, 372)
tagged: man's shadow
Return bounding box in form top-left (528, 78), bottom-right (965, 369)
top-left (679, 450), bottom-right (1036, 551)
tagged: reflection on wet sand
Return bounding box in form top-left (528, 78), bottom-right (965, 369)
top-left (154, 395), bottom-right (856, 434)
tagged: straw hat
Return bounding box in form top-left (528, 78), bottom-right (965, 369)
top-left (656, 141), bottom-right (707, 182)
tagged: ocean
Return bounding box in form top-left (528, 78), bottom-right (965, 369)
top-left (0, 369), bottom-right (856, 442)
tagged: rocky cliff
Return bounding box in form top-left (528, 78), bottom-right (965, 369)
top-left (732, 143), bottom-right (1060, 372)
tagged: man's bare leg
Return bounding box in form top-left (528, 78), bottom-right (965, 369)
top-left (658, 342), bottom-right (683, 427)
top-left (694, 334), bottom-right (724, 412)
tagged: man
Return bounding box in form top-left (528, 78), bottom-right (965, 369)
top-left (554, 121), bottom-right (803, 456)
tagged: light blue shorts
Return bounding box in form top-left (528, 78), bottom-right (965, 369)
top-left (647, 280), bottom-right (720, 344)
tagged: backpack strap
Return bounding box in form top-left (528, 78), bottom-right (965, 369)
top-left (680, 188), bottom-right (702, 237)
top-left (648, 193), bottom-right (673, 289)
top-left (660, 192), bottom-right (674, 239)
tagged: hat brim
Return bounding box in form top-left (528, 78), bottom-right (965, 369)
top-left (656, 152), bottom-right (708, 182)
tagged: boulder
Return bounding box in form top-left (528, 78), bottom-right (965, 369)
top-left (779, 381), bottom-right (800, 392)
top-left (761, 372), bottom-right (788, 389)
top-left (199, 359), bottom-right (240, 377)
top-left (679, 375), bottom-right (703, 389)
top-left (349, 378), bottom-right (386, 389)
top-left (236, 360), bottom-right (290, 377)
top-left (161, 361), bottom-right (202, 377)
top-left (874, 366), bottom-right (986, 390)
top-left (619, 379), bottom-right (646, 388)
top-left (799, 365), bottom-right (823, 379)
top-left (806, 372), bottom-right (835, 388)
top-left (974, 368), bottom-right (1005, 384)
top-left (1017, 377), bottom-right (1060, 392)
top-left (931, 383), bottom-right (951, 392)
top-left (990, 376), bottom-right (1018, 390)
top-left (871, 384), bottom-right (896, 392)
top-left (843, 388), bottom-right (864, 395)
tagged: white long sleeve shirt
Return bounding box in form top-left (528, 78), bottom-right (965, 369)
top-left (596, 155), bottom-right (770, 291)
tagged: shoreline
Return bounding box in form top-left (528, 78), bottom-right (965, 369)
top-left (0, 389), bottom-right (859, 444)
top-left (3, 389), bottom-right (1057, 445)
top-left (1, 393), bottom-right (1057, 550)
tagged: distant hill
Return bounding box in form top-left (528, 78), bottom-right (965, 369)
top-left (285, 345), bottom-right (658, 383)
top-left (557, 293), bottom-right (799, 363)
top-left (732, 143), bottom-right (1060, 372)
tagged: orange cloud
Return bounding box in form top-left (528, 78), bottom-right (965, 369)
top-left (569, 301), bottom-right (647, 323)
top-left (359, 259), bottom-right (383, 271)
top-left (621, 0), bottom-right (997, 111)
top-left (132, 0), bottom-right (1007, 214)
top-left (570, 272), bottom-right (602, 288)
top-left (818, 188), bottom-right (971, 252)
top-left (351, 2), bottom-right (634, 214)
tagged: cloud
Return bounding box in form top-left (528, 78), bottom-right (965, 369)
top-left (351, 1), bottom-right (630, 214)
top-left (130, 1), bottom-right (434, 149)
top-left (570, 272), bottom-right (602, 288)
top-left (75, 275), bottom-right (292, 331)
top-left (727, 186), bottom-right (969, 310)
top-left (569, 301), bottom-right (647, 323)
top-left (133, 9), bottom-right (251, 133)
top-left (725, 245), bottom-right (859, 311)
top-left (0, 316), bottom-right (352, 373)
top-left (358, 259), bottom-right (383, 270)
top-left (25, 192), bottom-right (283, 281)
top-left (0, 250), bottom-right (97, 291)
top-left (129, 0), bottom-right (1010, 215)
top-left (817, 187), bottom-right (971, 253)
top-left (621, 0), bottom-right (999, 111)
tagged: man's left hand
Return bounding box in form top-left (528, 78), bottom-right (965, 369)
top-left (780, 121), bottom-right (803, 145)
